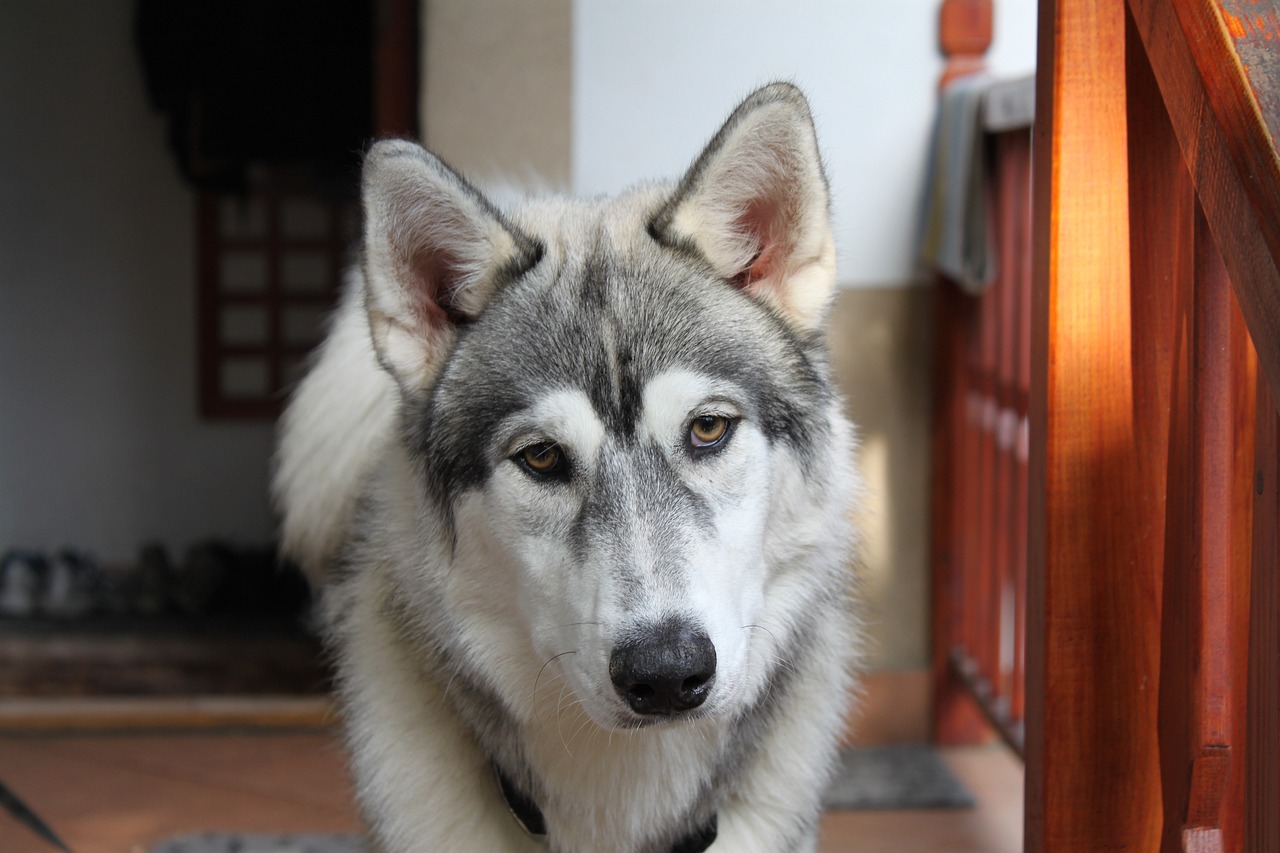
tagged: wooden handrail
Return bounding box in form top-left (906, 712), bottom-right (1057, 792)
top-left (1128, 0), bottom-right (1280, 399)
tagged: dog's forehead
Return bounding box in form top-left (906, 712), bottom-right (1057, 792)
top-left (507, 184), bottom-right (671, 259)
top-left (454, 189), bottom-right (768, 403)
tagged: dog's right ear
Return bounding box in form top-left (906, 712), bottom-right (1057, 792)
top-left (361, 140), bottom-right (541, 392)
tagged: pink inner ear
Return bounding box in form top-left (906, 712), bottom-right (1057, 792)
top-left (408, 251), bottom-right (454, 327)
top-left (732, 198), bottom-right (786, 289)
top-left (396, 239), bottom-right (471, 329)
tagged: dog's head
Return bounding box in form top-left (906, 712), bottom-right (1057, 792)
top-left (361, 83), bottom-right (853, 729)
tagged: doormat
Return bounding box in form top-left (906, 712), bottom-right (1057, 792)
top-left (149, 746), bottom-right (973, 853)
top-left (823, 744), bottom-right (976, 810)
top-left (151, 835), bottom-right (363, 853)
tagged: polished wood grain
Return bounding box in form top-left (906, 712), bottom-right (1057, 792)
top-left (1249, 378), bottom-right (1280, 852)
top-left (1027, 0), bottom-right (1166, 848)
top-left (1127, 0), bottom-right (1280, 404)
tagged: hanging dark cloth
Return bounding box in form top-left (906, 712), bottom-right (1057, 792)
top-left (135, 0), bottom-right (372, 192)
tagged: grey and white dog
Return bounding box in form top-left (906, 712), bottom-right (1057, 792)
top-left (274, 83), bottom-right (862, 853)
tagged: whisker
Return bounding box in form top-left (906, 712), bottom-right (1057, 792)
top-left (555, 682), bottom-right (575, 758)
top-left (533, 650), bottom-right (577, 701)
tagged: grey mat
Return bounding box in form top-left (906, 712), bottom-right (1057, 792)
top-left (152, 835), bottom-right (366, 853)
top-left (152, 746), bottom-right (973, 852)
top-left (823, 744), bottom-right (975, 810)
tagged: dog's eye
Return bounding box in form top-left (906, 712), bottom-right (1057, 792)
top-left (688, 415), bottom-right (733, 452)
top-left (516, 442), bottom-right (567, 479)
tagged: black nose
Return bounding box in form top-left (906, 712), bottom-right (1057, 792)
top-left (609, 619), bottom-right (717, 716)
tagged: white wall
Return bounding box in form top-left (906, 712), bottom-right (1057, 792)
top-left (572, 0), bottom-right (1036, 287)
top-left (0, 2), bottom-right (276, 565)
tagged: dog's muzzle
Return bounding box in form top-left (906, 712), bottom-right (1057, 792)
top-left (609, 618), bottom-right (716, 716)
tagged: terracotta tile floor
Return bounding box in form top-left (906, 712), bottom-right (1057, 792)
top-left (0, 732), bottom-right (1022, 853)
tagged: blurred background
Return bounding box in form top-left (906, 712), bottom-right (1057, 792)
top-left (0, 0), bottom-right (1033, 731)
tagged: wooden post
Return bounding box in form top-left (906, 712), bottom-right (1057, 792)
top-left (1026, 0), bottom-right (1165, 847)
top-left (939, 0), bottom-right (993, 86)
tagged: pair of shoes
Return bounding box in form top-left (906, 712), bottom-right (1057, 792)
top-left (0, 549), bottom-right (104, 620)
top-left (0, 550), bottom-right (46, 617)
top-left (42, 550), bottom-right (101, 619)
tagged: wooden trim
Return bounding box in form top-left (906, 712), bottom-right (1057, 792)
top-left (0, 696), bottom-right (337, 733)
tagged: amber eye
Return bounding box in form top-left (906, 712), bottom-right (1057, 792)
top-left (518, 442), bottom-right (564, 477)
top-left (689, 415), bottom-right (731, 449)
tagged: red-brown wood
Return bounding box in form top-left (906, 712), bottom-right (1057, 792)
top-left (1126, 0), bottom-right (1280, 403)
top-left (930, 280), bottom-right (993, 745)
top-left (975, 254), bottom-right (1000, 687)
top-left (1156, 200), bottom-right (1242, 853)
top-left (928, 0), bottom-right (1279, 842)
top-left (196, 188), bottom-right (351, 420)
top-left (1248, 377), bottom-right (1280, 852)
top-left (1124, 0), bottom-right (1280, 838)
top-left (1123, 15), bottom-right (1246, 845)
top-left (373, 0), bottom-right (420, 138)
top-left (930, 0), bottom-right (999, 749)
top-left (929, 139), bottom-right (1034, 753)
top-left (938, 0), bottom-right (994, 85)
top-left (1026, 0), bottom-right (1165, 847)
top-left (1225, 272), bottom-right (1256, 853)
top-left (1013, 131), bottom-right (1032, 730)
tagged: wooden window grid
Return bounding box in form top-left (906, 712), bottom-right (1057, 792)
top-left (196, 187), bottom-right (357, 419)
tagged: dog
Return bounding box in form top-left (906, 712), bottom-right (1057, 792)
top-left (273, 82), bottom-right (862, 853)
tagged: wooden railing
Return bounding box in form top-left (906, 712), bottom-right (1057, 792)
top-left (929, 126), bottom-right (1033, 756)
top-left (929, 1), bottom-right (1034, 760)
top-left (929, 0), bottom-right (1280, 849)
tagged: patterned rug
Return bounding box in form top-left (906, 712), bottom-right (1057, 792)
top-left (148, 746), bottom-right (973, 853)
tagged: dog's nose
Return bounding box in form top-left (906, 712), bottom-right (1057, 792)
top-left (609, 619), bottom-right (717, 716)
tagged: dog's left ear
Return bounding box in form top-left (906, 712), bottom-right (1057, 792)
top-left (650, 83), bottom-right (837, 333)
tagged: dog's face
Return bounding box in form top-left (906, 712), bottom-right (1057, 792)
top-left (422, 220), bottom-right (838, 728)
top-left (361, 84), bottom-right (847, 730)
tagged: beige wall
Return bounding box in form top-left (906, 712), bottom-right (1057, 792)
top-left (420, 0), bottom-right (572, 187)
top-left (418, 1), bottom-right (935, 673)
top-left (828, 287), bottom-right (935, 671)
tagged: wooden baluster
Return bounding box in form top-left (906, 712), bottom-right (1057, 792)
top-left (1157, 201), bottom-right (1240, 853)
top-left (976, 244), bottom-right (1001, 700)
top-left (993, 132), bottom-right (1022, 729)
top-left (1013, 130), bottom-right (1033, 734)
top-left (1249, 376), bottom-right (1280, 852)
top-left (1026, 0), bottom-right (1164, 847)
top-left (930, 280), bottom-right (990, 744)
top-left (930, 0), bottom-right (996, 747)
top-left (1225, 276), bottom-right (1255, 853)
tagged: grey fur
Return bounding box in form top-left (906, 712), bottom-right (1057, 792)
top-left (276, 82), bottom-right (862, 853)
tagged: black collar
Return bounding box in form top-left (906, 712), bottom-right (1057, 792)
top-left (495, 764), bottom-right (718, 852)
